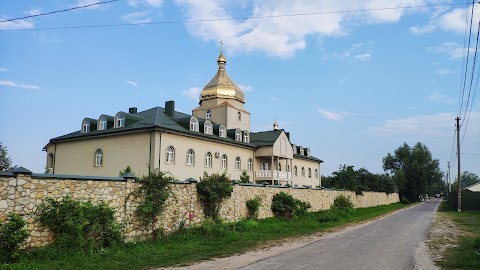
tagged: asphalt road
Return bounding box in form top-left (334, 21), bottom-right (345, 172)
top-left (240, 200), bottom-right (440, 270)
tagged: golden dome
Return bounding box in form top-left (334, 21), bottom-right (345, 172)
top-left (200, 51), bottom-right (245, 104)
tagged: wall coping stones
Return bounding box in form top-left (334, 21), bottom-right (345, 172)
top-left (31, 173), bottom-right (125, 182)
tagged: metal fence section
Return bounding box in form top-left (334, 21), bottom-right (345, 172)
top-left (447, 190), bottom-right (480, 211)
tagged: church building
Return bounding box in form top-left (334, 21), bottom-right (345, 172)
top-left (44, 50), bottom-right (323, 187)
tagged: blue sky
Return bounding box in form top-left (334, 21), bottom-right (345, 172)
top-left (1, 0), bottom-right (479, 179)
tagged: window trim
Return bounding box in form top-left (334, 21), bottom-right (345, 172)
top-left (248, 158), bottom-right (253, 171)
top-left (94, 149), bottom-right (103, 167)
top-left (166, 146), bottom-right (175, 164)
top-left (186, 149), bottom-right (195, 166)
top-left (294, 166), bottom-right (298, 177)
top-left (115, 113), bottom-right (125, 128)
top-left (206, 110), bottom-right (211, 119)
top-left (243, 131), bottom-right (249, 143)
top-left (189, 116), bottom-right (199, 132)
top-left (221, 154), bottom-right (228, 170)
top-left (98, 115), bottom-right (107, 130)
top-left (219, 125), bottom-right (226, 138)
top-left (82, 119), bottom-right (90, 133)
top-left (235, 129), bottom-right (241, 141)
top-left (235, 156), bottom-right (241, 171)
top-left (204, 120), bottom-right (213, 135)
top-left (308, 168), bottom-right (312, 178)
top-left (205, 152), bottom-right (212, 168)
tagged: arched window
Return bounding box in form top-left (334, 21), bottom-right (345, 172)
top-left (47, 153), bottom-right (54, 173)
top-left (315, 169), bottom-right (318, 179)
top-left (248, 158), bottom-right (253, 171)
top-left (308, 168), bottom-right (312, 178)
top-left (278, 163), bottom-right (282, 171)
top-left (204, 120), bottom-right (213, 135)
top-left (235, 157), bottom-right (241, 171)
top-left (219, 125), bottom-right (226, 138)
top-left (301, 167), bottom-right (305, 177)
top-left (166, 146), bottom-right (175, 164)
top-left (243, 131), bottom-right (249, 143)
top-left (189, 116), bottom-right (199, 132)
top-left (95, 149), bottom-right (103, 167)
top-left (237, 112), bottom-right (241, 121)
top-left (294, 166), bottom-right (297, 176)
top-left (205, 152), bottom-right (212, 167)
top-left (206, 110), bottom-right (211, 119)
top-left (82, 119), bottom-right (90, 133)
top-left (186, 149), bottom-right (194, 166)
top-left (98, 115), bottom-right (107, 130)
top-left (116, 113), bottom-right (125, 128)
top-left (221, 154), bottom-right (227, 169)
top-left (235, 129), bottom-right (241, 141)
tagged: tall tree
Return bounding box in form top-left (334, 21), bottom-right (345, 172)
top-left (452, 171), bottom-right (480, 190)
top-left (383, 142), bottom-right (444, 201)
top-left (0, 142), bottom-right (15, 172)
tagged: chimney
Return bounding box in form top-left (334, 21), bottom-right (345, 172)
top-left (129, 107), bottom-right (137, 114)
top-left (165, 101), bottom-right (175, 116)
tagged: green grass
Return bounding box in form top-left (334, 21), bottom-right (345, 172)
top-left (435, 202), bottom-right (480, 270)
top-left (1, 203), bottom-right (408, 270)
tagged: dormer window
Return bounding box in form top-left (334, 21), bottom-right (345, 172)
top-left (190, 116), bottom-right (199, 132)
top-left (299, 147), bottom-right (304, 156)
top-left (237, 112), bottom-right (241, 121)
top-left (292, 144), bottom-right (297, 154)
top-left (235, 129), bottom-right (241, 141)
top-left (116, 113), bottom-right (125, 128)
top-left (243, 131), bottom-right (249, 143)
top-left (82, 119), bottom-right (90, 133)
top-left (98, 115), bottom-right (107, 130)
top-left (219, 125), bottom-right (226, 138)
top-left (206, 110), bottom-right (211, 119)
top-left (204, 120), bottom-right (213, 135)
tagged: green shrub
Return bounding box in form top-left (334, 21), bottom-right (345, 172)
top-left (401, 197), bottom-right (411, 204)
top-left (239, 169), bottom-right (250, 183)
top-left (133, 170), bottom-right (174, 239)
top-left (271, 192), bottom-right (311, 218)
top-left (332, 194), bottom-right (354, 211)
top-left (0, 213), bottom-right (29, 263)
top-left (233, 218), bottom-right (258, 231)
top-left (317, 210), bottom-right (341, 223)
top-left (246, 196), bottom-right (262, 219)
top-left (197, 172), bottom-right (233, 221)
top-left (35, 196), bottom-right (122, 253)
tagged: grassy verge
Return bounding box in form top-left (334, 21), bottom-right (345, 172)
top-left (434, 201), bottom-right (480, 269)
top-left (1, 203), bottom-right (408, 270)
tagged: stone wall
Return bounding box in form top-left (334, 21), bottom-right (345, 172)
top-left (0, 172), bottom-right (399, 248)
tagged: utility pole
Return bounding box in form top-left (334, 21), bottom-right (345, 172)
top-left (448, 161), bottom-right (451, 192)
top-left (456, 117), bottom-right (461, 212)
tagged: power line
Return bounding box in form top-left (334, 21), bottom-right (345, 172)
top-left (459, 1), bottom-right (476, 118)
top-left (0, 0), bottom-right (119, 23)
top-left (0, 2), bottom-right (468, 32)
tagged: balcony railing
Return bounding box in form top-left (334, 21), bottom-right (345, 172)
top-left (255, 170), bottom-right (292, 179)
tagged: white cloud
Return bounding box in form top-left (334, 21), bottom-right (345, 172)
top-left (0, 80), bottom-right (39, 89)
top-left (438, 5), bottom-right (480, 34)
top-left (124, 81), bottom-right (137, 87)
top-left (0, 67), bottom-right (6, 72)
top-left (371, 113), bottom-right (459, 137)
top-left (28, 9), bottom-right (41, 16)
top-left (121, 11), bottom-right (152, 24)
top-left (318, 109), bottom-right (352, 121)
top-left (436, 68), bottom-right (452, 75)
top-left (0, 17), bottom-right (34, 30)
top-left (428, 92), bottom-right (455, 105)
top-left (174, 0), bottom-right (423, 57)
top-left (128, 0), bottom-right (164, 7)
top-left (426, 42), bottom-right (468, 59)
top-left (182, 87), bottom-right (200, 100)
top-left (409, 24), bottom-right (436, 34)
top-left (354, 53), bottom-right (371, 60)
top-left (238, 84), bottom-right (253, 91)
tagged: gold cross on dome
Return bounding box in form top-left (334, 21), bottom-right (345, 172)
top-left (220, 40), bottom-right (223, 51)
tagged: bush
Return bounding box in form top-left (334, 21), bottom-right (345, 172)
top-left (401, 197), bottom-right (411, 204)
top-left (239, 170), bottom-right (250, 183)
top-left (246, 196), bottom-right (262, 219)
top-left (317, 210), bottom-right (341, 223)
top-left (0, 213), bottom-right (29, 263)
top-left (35, 196), bottom-right (122, 254)
top-left (133, 170), bottom-right (174, 239)
top-left (197, 172), bottom-right (233, 221)
top-left (332, 194), bottom-right (354, 211)
top-left (233, 218), bottom-right (258, 231)
top-left (271, 192), bottom-right (311, 218)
